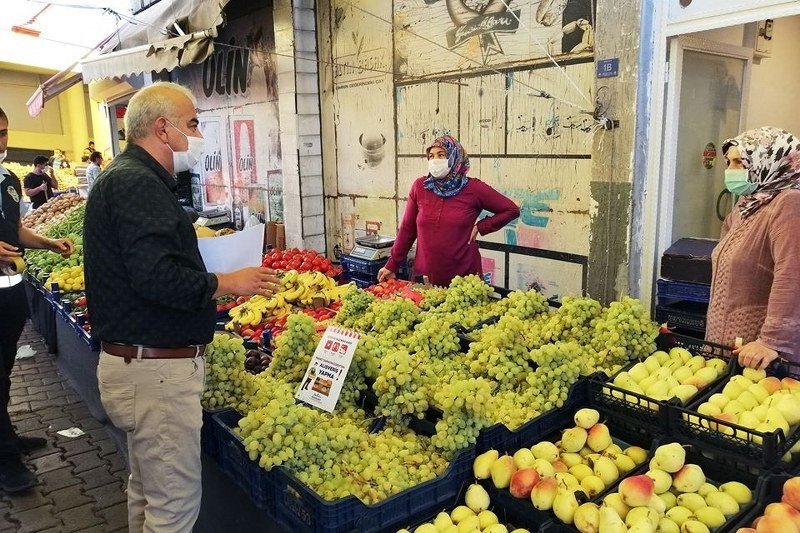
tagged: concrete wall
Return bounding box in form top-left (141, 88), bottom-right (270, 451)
top-left (318, 0), bottom-right (598, 297)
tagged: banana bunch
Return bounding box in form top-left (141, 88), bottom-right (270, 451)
top-left (226, 294), bottom-right (288, 329)
top-left (226, 270), bottom-right (355, 330)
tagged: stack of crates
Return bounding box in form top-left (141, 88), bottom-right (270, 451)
top-left (655, 238), bottom-right (717, 341)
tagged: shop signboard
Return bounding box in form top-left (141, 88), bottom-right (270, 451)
top-left (295, 326), bottom-right (360, 413)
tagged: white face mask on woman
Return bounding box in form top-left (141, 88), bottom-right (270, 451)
top-left (165, 120), bottom-right (204, 173)
top-left (428, 158), bottom-right (450, 178)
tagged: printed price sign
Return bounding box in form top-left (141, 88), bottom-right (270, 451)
top-left (295, 326), bottom-right (360, 412)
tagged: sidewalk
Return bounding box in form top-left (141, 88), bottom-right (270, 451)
top-left (0, 323), bottom-right (129, 533)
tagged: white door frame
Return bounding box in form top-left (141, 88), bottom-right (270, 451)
top-left (657, 37), bottom-right (752, 263)
top-left (637, 2), bottom-right (800, 311)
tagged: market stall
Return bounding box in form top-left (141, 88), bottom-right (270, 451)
top-left (17, 189), bottom-right (800, 533)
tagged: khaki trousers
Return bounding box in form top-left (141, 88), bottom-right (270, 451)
top-left (97, 352), bottom-right (205, 533)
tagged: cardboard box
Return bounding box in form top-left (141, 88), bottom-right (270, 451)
top-left (661, 238), bottom-right (718, 284)
top-left (265, 222), bottom-right (277, 252)
top-left (275, 223), bottom-right (286, 251)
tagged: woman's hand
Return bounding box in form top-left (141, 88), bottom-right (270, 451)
top-left (48, 238), bottom-right (75, 257)
top-left (735, 340), bottom-right (779, 370)
top-left (469, 225), bottom-right (479, 244)
top-left (377, 267), bottom-right (395, 283)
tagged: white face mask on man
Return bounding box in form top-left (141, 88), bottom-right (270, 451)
top-left (165, 120), bottom-right (204, 173)
top-left (0, 151), bottom-right (6, 165)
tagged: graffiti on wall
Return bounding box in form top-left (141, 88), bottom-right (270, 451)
top-left (395, 0), bottom-right (595, 78)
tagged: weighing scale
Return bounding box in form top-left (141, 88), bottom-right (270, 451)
top-left (195, 208), bottom-right (232, 227)
top-left (349, 235), bottom-right (395, 261)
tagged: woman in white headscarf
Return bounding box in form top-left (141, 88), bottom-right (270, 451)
top-left (705, 127), bottom-right (800, 368)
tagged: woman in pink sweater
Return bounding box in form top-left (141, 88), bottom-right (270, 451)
top-left (378, 135), bottom-right (520, 287)
top-left (705, 127), bottom-right (800, 368)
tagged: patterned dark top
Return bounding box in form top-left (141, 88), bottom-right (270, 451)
top-left (83, 144), bottom-right (218, 348)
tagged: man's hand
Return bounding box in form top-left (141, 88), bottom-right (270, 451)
top-left (0, 241), bottom-right (22, 266)
top-left (216, 267), bottom-right (281, 298)
top-left (48, 238), bottom-right (74, 257)
top-left (377, 267), bottom-right (395, 283)
top-left (469, 225), bottom-right (480, 244)
top-left (735, 340), bottom-right (779, 370)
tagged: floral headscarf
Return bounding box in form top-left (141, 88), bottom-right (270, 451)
top-left (722, 127), bottom-right (800, 218)
top-left (423, 135), bottom-right (470, 198)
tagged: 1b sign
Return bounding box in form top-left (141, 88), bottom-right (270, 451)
top-left (597, 58), bottom-right (619, 79)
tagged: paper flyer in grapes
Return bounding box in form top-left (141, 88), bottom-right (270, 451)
top-left (296, 327), bottom-right (360, 413)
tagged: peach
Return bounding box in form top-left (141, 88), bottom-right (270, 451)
top-left (756, 515), bottom-right (799, 533)
top-left (509, 468), bottom-right (540, 499)
top-left (783, 477), bottom-right (800, 512)
top-left (765, 502), bottom-right (800, 528)
top-left (618, 474), bottom-right (655, 507)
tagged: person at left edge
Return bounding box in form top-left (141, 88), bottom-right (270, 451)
top-left (0, 106), bottom-right (75, 493)
top-left (24, 155), bottom-right (57, 209)
top-left (84, 82), bottom-right (282, 533)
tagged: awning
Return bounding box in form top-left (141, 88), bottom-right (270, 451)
top-left (79, 0), bottom-right (230, 83)
top-left (81, 29), bottom-right (216, 83)
top-left (26, 67), bottom-right (83, 118)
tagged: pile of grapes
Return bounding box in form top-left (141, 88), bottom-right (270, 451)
top-left (202, 274), bottom-right (659, 507)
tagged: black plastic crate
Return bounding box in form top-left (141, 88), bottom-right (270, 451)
top-left (273, 444), bottom-right (476, 533)
top-left (656, 278), bottom-right (711, 304)
top-left (346, 272), bottom-right (378, 289)
top-left (589, 334), bottom-right (735, 433)
top-left (485, 409), bottom-right (659, 532)
top-left (671, 358), bottom-right (800, 472)
top-left (655, 300), bottom-right (708, 333)
top-left (212, 410), bottom-right (278, 510)
top-left (541, 437), bottom-right (769, 532)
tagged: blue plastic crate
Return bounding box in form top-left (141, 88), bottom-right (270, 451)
top-left (340, 254), bottom-right (388, 276)
top-left (656, 278), bottom-right (711, 303)
top-left (212, 410), bottom-right (277, 510)
top-left (274, 444), bottom-right (476, 533)
top-left (346, 272), bottom-right (377, 289)
top-left (475, 377), bottom-right (589, 453)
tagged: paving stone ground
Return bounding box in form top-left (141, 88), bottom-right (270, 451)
top-left (0, 323), bottom-right (129, 532)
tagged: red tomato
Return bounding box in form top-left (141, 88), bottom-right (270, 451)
top-left (300, 261), bottom-right (312, 270)
top-left (241, 328), bottom-right (254, 337)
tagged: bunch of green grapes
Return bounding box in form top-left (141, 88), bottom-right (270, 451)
top-left (353, 333), bottom-right (383, 381)
top-left (358, 297), bottom-right (419, 339)
top-left (466, 316), bottom-right (530, 390)
top-left (334, 288), bottom-right (376, 329)
top-left (431, 377), bottom-right (495, 452)
top-left (298, 423), bottom-right (449, 504)
top-left (438, 275), bottom-right (493, 313)
top-left (267, 313), bottom-right (319, 385)
top-left (372, 350), bottom-right (431, 423)
top-left (489, 390), bottom-right (542, 429)
top-left (521, 341), bottom-right (584, 413)
top-left (404, 316), bottom-right (460, 359)
top-left (417, 286), bottom-right (448, 310)
top-left (588, 296), bottom-right (658, 373)
top-left (504, 289), bottom-right (550, 320)
top-left (539, 296), bottom-right (603, 344)
top-left (202, 334), bottom-right (256, 411)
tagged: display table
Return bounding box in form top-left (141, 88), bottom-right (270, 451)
top-left (24, 281), bottom-right (57, 354)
